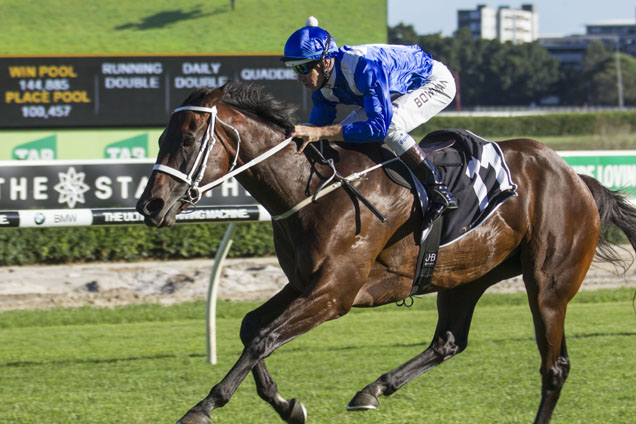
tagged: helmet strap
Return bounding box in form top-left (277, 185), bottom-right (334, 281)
top-left (318, 58), bottom-right (334, 89)
top-left (318, 33), bottom-right (333, 89)
top-left (320, 34), bottom-right (332, 61)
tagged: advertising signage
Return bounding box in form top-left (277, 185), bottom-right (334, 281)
top-left (0, 159), bottom-right (257, 210)
top-left (560, 151), bottom-right (636, 197)
top-left (0, 55), bottom-right (309, 128)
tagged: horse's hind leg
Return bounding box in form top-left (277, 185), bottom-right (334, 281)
top-left (521, 236), bottom-right (596, 423)
top-left (525, 273), bottom-right (572, 424)
top-left (348, 279), bottom-right (492, 410)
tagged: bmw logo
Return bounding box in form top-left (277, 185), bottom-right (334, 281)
top-left (34, 213), bottom-right (46, 225)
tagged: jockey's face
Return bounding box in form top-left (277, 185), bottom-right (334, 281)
top-left (296, 58), bottom-right (331, 91)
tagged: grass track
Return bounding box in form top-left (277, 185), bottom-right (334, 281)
top-left (1, 289), bottom-right (634, 423)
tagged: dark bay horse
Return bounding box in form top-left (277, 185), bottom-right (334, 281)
top-left (136, 81), bottom-right (636, 424)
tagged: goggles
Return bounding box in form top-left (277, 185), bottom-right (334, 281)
top-left (291, 61), bottom-right (317, 75)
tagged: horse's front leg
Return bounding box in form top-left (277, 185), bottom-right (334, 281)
top-left (252, 360), bottom-right (307, 424)
top-left (245, 285), bottom-right (310, 423)
top-left (177, 267), bottom-right (363, 424)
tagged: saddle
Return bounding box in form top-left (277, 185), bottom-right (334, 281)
top-left (384, 129), bottom-right (518, 297)
top-left (311, 130), bottom-right (517, 298)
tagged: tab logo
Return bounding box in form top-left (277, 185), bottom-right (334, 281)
top-left (104, 134), bottom-right (148, 159)
top-left (12, 135), bottom-right (57, 160)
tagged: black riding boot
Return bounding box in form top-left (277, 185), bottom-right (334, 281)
top-left (400, 144), bottom-right (458, 227)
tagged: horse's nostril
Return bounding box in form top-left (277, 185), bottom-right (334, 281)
top-left (146, 198), bottom-right (165, 214)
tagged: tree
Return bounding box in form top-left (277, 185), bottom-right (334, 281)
top-left (589, 53), bottom-right (636, 106)
top-left (486, 41), bottom-right (560, 105)
top-left (388, 23), bottom-right (421, 45)
top-left (388, 24), bottom-right (562, 106)
top-left (560, 41), bottom-right (636, 106)
top-left (581, 41), bottom-right (613, 105)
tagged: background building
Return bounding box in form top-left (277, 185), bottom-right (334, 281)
top-left (539, 18), bottom-right (636, 69)
top-left (538, 34), bottom-right (617, 69)
top-left (457, 4), bottom-right (538, 43)
top-left (586, 19), bottom-right (636, 57)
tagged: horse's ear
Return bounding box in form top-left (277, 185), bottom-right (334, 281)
top-left (206, 85), bottom-right (226, 105)
top-left (214, 81), bottom-right (237, 104)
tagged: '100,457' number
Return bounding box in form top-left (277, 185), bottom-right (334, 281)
top-left (21, 105), bottom-right (72, 119)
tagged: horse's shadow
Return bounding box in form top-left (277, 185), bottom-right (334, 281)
top-left (115, 7), bottom-right (226, 31)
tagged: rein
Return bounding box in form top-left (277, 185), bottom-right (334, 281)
top-left (271, 143), bottom-right (395, 222)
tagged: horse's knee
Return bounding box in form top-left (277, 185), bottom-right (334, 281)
top-left (240, 312), bottom-right (260, 346)
top-left (542, 356), bottom-right (570, 391)
top-left (433, 331), bottom-right (462, 359)
top-left (238, 323), bottom-right (274, 364)
top-left (240, 317), bottom-right (274, 360)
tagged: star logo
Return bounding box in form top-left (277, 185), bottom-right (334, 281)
top-left (53, 167), bottom-right (90, 208)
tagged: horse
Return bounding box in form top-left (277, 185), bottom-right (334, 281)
top-left (136, 81), bottom-right (636, 424)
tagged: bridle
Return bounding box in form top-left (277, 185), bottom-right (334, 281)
top-left (153, 105), bottom-right (221, 205)
top-left (152, 105), bottom-right (293, 206)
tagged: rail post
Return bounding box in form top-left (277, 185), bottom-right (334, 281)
top-left (206, 222), bottom-right (237, 364)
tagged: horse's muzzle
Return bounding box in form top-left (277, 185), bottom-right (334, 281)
top-left (136, 197), bottom-right (174, 227)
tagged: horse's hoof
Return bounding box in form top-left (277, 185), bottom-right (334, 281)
top-left (176, 409), bottom-right (211, 424)
top-left (281, 398), bottom-right (307, 424)
top-left (346, 391), bottom-right (378, 411)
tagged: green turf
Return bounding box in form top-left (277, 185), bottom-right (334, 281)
top-left (0, 0), bottom-right (387, 55)
top-left (1, 289), bottom-right (634, 423)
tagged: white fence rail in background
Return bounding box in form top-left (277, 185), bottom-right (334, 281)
top-left (0, 205), bottom-right (270, 228)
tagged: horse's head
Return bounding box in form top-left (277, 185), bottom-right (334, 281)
top-left (138, 81), bottom-right (298, 227)
top-left (136, 86), bottom-right (232, 227)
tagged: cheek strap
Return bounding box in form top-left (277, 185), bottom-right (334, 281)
top-left (152, 106), bottom-right (218, 204)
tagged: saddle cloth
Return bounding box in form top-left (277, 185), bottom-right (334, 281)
top-left (384, 128), bottom-right (518, 246)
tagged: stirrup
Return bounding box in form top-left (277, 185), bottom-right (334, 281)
top-left (422, 203), bottom-right (446, 230)
top-left (432, 187), bottom-right (458, 209)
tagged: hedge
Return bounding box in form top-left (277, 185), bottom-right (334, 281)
top-left (0, 223), bottom-right (276, 266)
top-left (1, 111), bottom-right (633, 266)
top-left (416, 110), bottom-right (636, 138)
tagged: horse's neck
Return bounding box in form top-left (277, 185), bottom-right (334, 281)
top-left (232, 123), bottom-right (313, 216)
top-left (222, 108), bottom-right (381, 218)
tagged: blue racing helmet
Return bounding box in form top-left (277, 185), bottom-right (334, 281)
top-left (281, 18), bottom-right (338, 67)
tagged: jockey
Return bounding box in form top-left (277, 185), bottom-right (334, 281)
top-left (281, 17), bottom-right (458, 228)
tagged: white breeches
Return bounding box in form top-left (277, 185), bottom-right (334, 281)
top-left (340, 60), bottom-right (456, 156)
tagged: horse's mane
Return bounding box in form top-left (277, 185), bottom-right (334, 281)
top-left (181, 81), bottom-right (297, 133)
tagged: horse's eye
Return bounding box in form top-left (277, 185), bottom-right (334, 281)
top-left (183, 136), bottom-right (195, 147)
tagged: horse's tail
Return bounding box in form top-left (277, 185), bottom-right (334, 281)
top-left (579, 174), bottom-right (636, 271)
